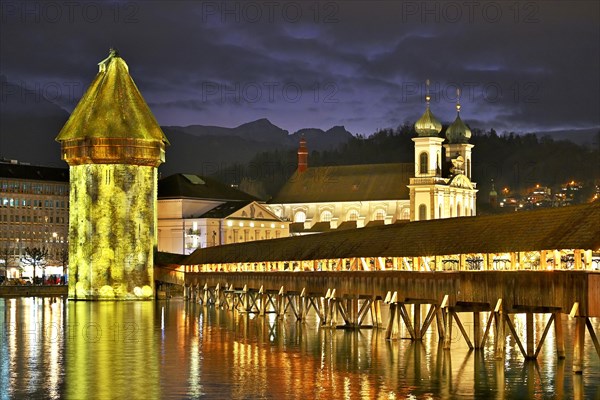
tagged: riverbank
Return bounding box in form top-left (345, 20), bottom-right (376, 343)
top-left (0, 285), bottom-right (67, 297)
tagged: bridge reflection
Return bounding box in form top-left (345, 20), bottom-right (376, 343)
top-left (191, 305), bottom-right (597, 399)
top-left (1, 298), bottom-right (597, 398)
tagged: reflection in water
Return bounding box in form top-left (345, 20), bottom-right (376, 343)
top-left (1, 298), bottom-right (599, 399)
top-left (64, 301), bottom-right (159, 399)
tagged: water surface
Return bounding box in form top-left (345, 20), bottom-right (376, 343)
top-left (1, 297), bottom-right (599, 399)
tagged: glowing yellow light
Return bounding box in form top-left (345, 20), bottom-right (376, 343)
top-left (239, 222), bottom-right (244, 227)
top-left (227, 221), bottom-right (233, 227)
top-left (250, 222), bottom-right (255, 227)
top-left (67, 164), bottom-right (156, 300)
top-left (270, 223), bottom-right (275, 228)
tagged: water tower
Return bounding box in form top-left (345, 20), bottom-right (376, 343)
top-left (56, 49), bottom-right (169, 299)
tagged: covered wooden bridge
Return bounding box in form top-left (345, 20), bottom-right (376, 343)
top-left (157, 203), bottom-right (600, 371)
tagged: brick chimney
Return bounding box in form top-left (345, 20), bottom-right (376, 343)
top-left (297, 136), bottom-right (308, 173)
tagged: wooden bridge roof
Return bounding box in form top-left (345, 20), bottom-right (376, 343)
top-left (181, 202), bottom-right (600, 265)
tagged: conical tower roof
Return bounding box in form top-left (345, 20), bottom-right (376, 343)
top-left (56, 49), bottom-right (169, 144)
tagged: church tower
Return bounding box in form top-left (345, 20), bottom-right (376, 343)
top-left (409, 80), bottom-right (444, 221)
top-left (444, 89), bottom-right (477, 216)
top-left (56, 50), bottom-right (169, 300)
top-left (444, 89), bottom-right (474, 179)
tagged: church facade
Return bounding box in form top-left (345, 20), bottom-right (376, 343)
top-left (268, 90), bottom-right (477, 233)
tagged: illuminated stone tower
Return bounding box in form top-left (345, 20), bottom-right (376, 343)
top-left (56, 50), bottom-right (169, 300)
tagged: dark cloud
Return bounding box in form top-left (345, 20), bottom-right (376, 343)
top-left (1, 0), bottom-right (598, 135)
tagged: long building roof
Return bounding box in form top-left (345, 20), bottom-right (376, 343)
top-left (181, 202), bottom-right (600, 264)
top-left (0, 162), bottom-right (68, 182)
top-left (158, 173), bottom-right (258, 202)
top-left (269, 163), bottom-right (414, 203)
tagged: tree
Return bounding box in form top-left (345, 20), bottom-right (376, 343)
top-left (21, 247), bottom-right (48, 285)
top-left (59, 247), bottom-right (69, 284)
top-left (0, 245), bottom-right (11, 280)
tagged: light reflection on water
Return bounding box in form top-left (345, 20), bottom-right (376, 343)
top-left (0, 297), bottom-right (599, 399)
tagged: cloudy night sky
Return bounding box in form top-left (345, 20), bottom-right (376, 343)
top-left (1, 0), bottom-right (599, 136)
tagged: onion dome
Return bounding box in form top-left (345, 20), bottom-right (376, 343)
top-left (415, 104), bottom-right (442, 137)
top-left (414, 82), bottom-right (442, 137)
top-left (446, 92), bottom-right (471, 144)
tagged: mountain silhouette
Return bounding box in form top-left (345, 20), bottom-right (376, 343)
top-left (158, 119), bottom-right (353, 176)
top-left (0, 77), bottom-right (353, 173)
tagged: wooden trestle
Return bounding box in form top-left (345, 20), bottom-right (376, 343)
top-left (179, 270), bottom-right (600, 373)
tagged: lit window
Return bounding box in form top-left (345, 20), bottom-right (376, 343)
top-left (320, 210), bottom-right (332, 222)
top-left (373, 209), bottom-right (385, 221)
top-left (347, 210), bottom-right (359, 221)
top-left (294, 211), bottom-right (306, 223)
top-left (401, 208), bottom-right (410, 220)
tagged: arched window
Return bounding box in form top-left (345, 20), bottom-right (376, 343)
top-left (466, 159), bottom-right (471, 178)
top-left (438, 205), bottom-right (442, 219)
top-left (401, 208), bottom-right (410, 220)
top-left (294, 211), bottom-right (306, 223)
top-left (419, 152), bottom-right (428, 175)
top-left (373, 209), bottom-right (386, 221)
top-left (418, 204), bottom-right (427, 221)
top-left (320, 210), bottom-right (332, 222)
top-left (457, 203), bottom-right (461, 217)
top-left (347, 209), bottom-right (359, 221)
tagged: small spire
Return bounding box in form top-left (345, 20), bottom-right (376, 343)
top-left (456, 87), bottom-right (461, 114)
top-left (425, 79), bottom-right (431, 105)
